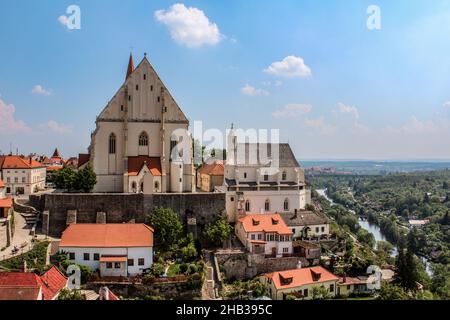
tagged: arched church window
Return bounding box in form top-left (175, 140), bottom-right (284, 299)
top-left (140, 182), bottom-right (144, 193)
top-left (245, 200), bottom-right (251, 212)
top-left (131, 181), bottom-right (137, 193)
top-left (109, 133), bottom-right (116, 154)
top-left (265, 199), bottom-right (270, 212)
top-left (139, 132), bottom-right (149, 146)
top-left (282, 171), bottom-right (287, 181)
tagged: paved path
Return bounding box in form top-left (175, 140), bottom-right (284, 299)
top-left (0, 212), bottom-right (33, 261)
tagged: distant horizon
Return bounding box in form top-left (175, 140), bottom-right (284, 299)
top-left (299, 159), bottom-right (450, 163)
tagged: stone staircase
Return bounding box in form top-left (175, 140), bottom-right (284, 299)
top-left (13, 199), bottom-right (40, 226)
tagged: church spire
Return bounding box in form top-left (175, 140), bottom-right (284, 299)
top-left (126, 52), bottom-right (135, 80)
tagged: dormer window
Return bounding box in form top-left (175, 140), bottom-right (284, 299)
top-left (279, 274), bottom-right (293, 286)
top-left (271, 218), bottom-right (278, 225)
top-left (252, 218), bottom-right (260, 226)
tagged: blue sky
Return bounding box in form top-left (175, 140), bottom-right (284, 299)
top-left (1, 0), bottom-right (450, 160)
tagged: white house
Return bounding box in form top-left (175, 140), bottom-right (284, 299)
top-left (224, 127), bottom-right (311, 222)
top-left (235, 213), bottom-right (293, 257)
top-left (279, 210), bottom-right (329, 239)
top-left (59, 223), bottom-right (154, 277)
top-left (81, 53), bottom-right (195, 194)
top-left (0, 155), bottom-right (46, 195)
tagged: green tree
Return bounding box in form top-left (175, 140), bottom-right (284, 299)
top-left (149, 262), bottom-right (165, 277)
top-left (430, 264), bottom-right (450, 299)
top-left (146, 207), bottom-right (183, 252)
top-left (57, 288), bottom-right (87, 300)
top-left (179, 233), bottom-right (198, 262)
top-left (311, 286), bottom-right (332, 300)
top-left (54, 166), bottom-right (76, 190)
top-left (73, 165), bottom-right (97, 192)
top-left (377, 283), bottom-right (408, 300)
top-left (203, 217), bottom-right (233, 247)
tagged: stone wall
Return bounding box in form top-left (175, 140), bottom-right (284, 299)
top-left (30, 193), bottom-right (226, 237)
top-left (215, 251), bottom-right (309, 280)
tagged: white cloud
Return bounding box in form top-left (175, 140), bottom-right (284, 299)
top-left (264, 56), bottom-right (311, 78)
top-left (272, 104), bottom-right (312, 119)
top-left (443, 101), bottom-right (450, 109)
top-left (304, 117), bottom-right (336, 135)
top-left (154, 3), bottom-right (222, 48)
top-left (57, 15), bottom-right (69, 26)
top-left (241, 84), bottom-right (269, 96)
top-left (0, 98), bottom-right (30, 134)
top-left (41, 120), bottom-right (73, 134)
top-left (31, 85), bottom-right (52, 96)
top-left (338, 102), bottom-right (359, 119)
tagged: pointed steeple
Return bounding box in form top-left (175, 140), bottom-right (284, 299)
top-left (126, 52), bottom-right (135, 80)
top-left (52, 148), bottom-right (61, 158)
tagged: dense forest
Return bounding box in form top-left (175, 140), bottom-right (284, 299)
top-left (308, 170), bottom-right (450, 299)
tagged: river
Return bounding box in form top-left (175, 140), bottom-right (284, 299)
top-left (317, 188), bottom-right (432, 274)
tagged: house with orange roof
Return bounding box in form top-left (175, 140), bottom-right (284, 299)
top-left (260, 266), bottom-right (339, 300)
top-left (59, 223), bottom-right (154, 277)
top-left (0, 179), bottom-right (12, 219)
top-left (0, 155), bottom-right (46, 195)
top-left (235, 213), bottom-right (293, 257)
top-left (0, 266), bottom-right (67, 300)
top-left (196, 160), bottom-right (224, 192)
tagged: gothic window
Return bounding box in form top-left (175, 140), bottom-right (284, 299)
top-left (265, 199), bottom-right (270, 212)
top-left (109, 133), bottom-right (116, 154)
top-left (244, 172), bottom-right (247, 179)
top-left (170, 137), bottom-right (178, 160)
top-left (282, 171), bottom-right (287, 181)
top-left (136, 84), bottom-right (139, 91)
top-left (157, 96), bottom-right (160, 102)
top-left (284, 198), bottom-right (289, 211)
top-left (245, 200), bottom-right (251, 212)
top-left (154, 181), bottom-right (159, 190)
top-left (139, 132), bottom-right (149, 146)
top-left (143, 74), bottom-right (146, 80)
top-left (140, 182), bottom-right (144, 193)
top-left (264, 174), bottom-right (269, 181)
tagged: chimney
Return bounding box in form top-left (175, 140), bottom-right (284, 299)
top-left (29, 158), bottom-right (32, 165)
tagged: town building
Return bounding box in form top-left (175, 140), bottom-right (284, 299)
top-left (0, 266), bottom-right (67, 300)
top-left (0, 155), bottom-right (46, 195)
top-left (235, 213), bottom-right (293, 257)
top-left (196, 160), bottom-right (224, 192)
top-left (59, 223), bottom-right (154, 277)
top-left (224, 127), bottom-right (311, 222)
top-left (260, 266), bottom-right (339, 300)
top-left (81, 53), bottom-right (195, 193)
top-left (279, 210), bottom-right (329, 239)
top-left (0, 179), bottom-right (12, 219)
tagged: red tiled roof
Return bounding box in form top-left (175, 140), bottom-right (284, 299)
top-left (60, 224), bottom-right (154, 248)
top-left (0, 287), bottom-right (41, 300)
top-left (46, 166), bottom-right (63, 172)
top-left (239, 214), bottom-right (293, 235)
top-left (198, 161), bottom-right (224, 176)
top-left (38, 266), bottom-right (67, 300)
top-left (0, 198), bottom-right (13, 209)
top-left (128, 156), bottom-right (162, 176)
top-left (77, 153), bottom-right (90, 168)
top-left (0, 267), bottom-right (66, 300)
top-left (0, 155), bottom-right (45, 169)
top-left (99, 256), bottom-right (127, 263)
top-left (265, 266), bottom-right (339, 290)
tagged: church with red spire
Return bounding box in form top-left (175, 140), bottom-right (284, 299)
top-left (80, 53), bottom-right (195, 193)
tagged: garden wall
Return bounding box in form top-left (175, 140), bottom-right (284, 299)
top-left (30, 192), bottom-right (226, 237)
